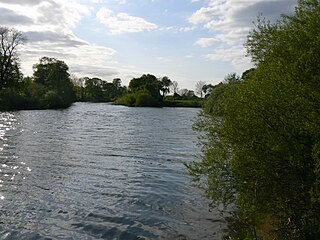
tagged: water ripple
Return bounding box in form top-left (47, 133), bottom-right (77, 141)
top-left (0, 103), bottom-right (227, 239)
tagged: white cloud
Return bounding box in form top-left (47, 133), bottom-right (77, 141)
top-left (19, 33), bottom-right (118, 78)
top-left (0, 0), bottom-right (125, 80)
top-left (195, 37), bottom-right (217, 47)
top-left (204, 45), bottom-right (251, 71)
top-left (191, 0), bottom-right (296, 70)
top-left (96, 7), bottom-right (157, 34)
top-left (0, 0), bottom-right (92, 33)
top-left (114, 0), bottom-right (127, 4)
top-left (179, 26), bottom-right (195, 32)
top-left (90, 0), bottom-right (127, 4)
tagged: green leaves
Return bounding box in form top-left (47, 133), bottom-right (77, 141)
top-left (189, 0), bottom-right (320, 238)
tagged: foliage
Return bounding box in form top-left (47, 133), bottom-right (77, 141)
top-left (115, 92), bottom-right (136, 107)
top-left (0, 27), bottom-right (25, 89)
top-left (117, 74), bottom-right (171, 107)
top-left (135, 90), bottom-right (160, 107)
top-left (188, 1), bottom-right (320, 239)
top-left (32, 57), bottom-right (75, 108)
top-left (129, 74), bottom-right (162, 101)
top-left (164, 95), bottom-right (202, 108)
top-left (74, 77), bottom-right (125, 102)
top-left (160, 76), bottom-right (172, 97)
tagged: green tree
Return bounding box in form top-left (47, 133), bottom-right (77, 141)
top-left (0, 26), bottom-right (25, 89)
top-left (160, 76), bottom-right (172, 98)
top-left (188, 1), bottom-right (320, 239)
top-left (33, 57), bottom-right (75, 107)
top-left (202, 84), bottom-right (214, 97)
top-left (84, 77), bottom-right (104, 101)
top-left (129, 74), bottom-right (162, 100)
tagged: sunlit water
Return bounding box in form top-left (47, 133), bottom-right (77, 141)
top-left (0, 103), bottom-right (226, 239)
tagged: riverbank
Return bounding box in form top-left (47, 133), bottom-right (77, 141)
top-left (114, 99), bottom-right (202, 108)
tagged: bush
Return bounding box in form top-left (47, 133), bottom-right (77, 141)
top-left (135, 91), bottom-right (159, 107)
top-left (0, 89), bottom-right (28, 110)
top-left (115, 93), bottom-right (136, 107)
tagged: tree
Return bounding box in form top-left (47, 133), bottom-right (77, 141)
top-left (85, 77), bottom-right (104, 101)
top-left (170, 80), bottom-right (179, 94)
top-left (112, 78), bottom-right (125, 98)
top-left (129, 74), bottom-right (162, 101)
top-left (0, 27), bottom-right (26, 89)
top-left (160, 76), bottom-right (172, 97)
top-left (179, 88), bottom-right (188, 96)
top-left (202, 84), bottom-right (214, 97)
top-left (195, 81), bottom-right (206, 98)
top-left (112, 78), bottom-right (121, 90)
top-left (33, 57), bottom-right (75, 107)
top-left (33, 56), bottom-right (73, 94)
top-left (117, 74), bottom-right (170, 107)
top-left (188, 1), bottom-right (320, 239)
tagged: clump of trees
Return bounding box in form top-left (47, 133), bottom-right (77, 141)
top-left (73, 77), bottom-right (126, 102)
top-left (0, 26), bottom-right (76, 109)
top-left (0, 26), bottom-right (128, 110)
top-left (0, 25), bottom-right (205, 110)
top-left (0, 55), bottom-right (75, 110)
top-left (115, 74), bottom-right (204, 107)
top-left (188, 0), bottom-right (320, 239)
top-left (115, 74), bottom-right (172, 107)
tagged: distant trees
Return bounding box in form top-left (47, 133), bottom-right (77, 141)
top-left (117, 74), bottom-right (170, 107)
top-left (0, 25), bottom-right (201, 110)
top-left (202, 84), bottom-right (214, 97)
top-left (129, 74), bottom-right (163, 101)
top-left (0, 26), bottom-right (77, 109)
top-left (32, 57), bottom-right (75, 108)
top-left (160, 76), bottom-right (172, 97)
top-left (178, 89), bottom-right (195, 99)
top-left (0, 54), bottom-right (76, 109)
top-left (72, 77), bottom-right (125, 102)
top-left (115, 74), bottom-right (205, 107)
top-left (195, 81), bottom-right (206, 98)
top-left (170, 80), bottom-right (179, 94)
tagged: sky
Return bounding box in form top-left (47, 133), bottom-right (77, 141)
top-left (0, 0), bottom-right (296, 90)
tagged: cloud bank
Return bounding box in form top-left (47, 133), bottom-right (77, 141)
top-left (190, 0), bottom-right (296, 70)
top-left (96, 7), bottom-right (158, 34)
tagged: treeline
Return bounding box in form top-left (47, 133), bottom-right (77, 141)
top-left (0, 56), bottom-right (75, 110)
top-left (115, 74), bottom-right (203, 107)
top-left (0, 26), bottom-right (203, 110)
top-left (188, 1), bottom-right (320, 239)
top-left (73, 77), bottom-right (126, 103)
top-left (0, 26), bottom-right (127, 110)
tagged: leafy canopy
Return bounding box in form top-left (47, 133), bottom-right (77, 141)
top-left (188, 1), bottom-right (320, 238)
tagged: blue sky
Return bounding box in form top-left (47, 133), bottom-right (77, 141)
top-left (0, 0), bottom-right (296, 90)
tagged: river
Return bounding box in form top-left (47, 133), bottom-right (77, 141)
top-left (0, 103), bottom-right (226, 239)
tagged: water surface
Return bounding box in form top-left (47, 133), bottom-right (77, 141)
top-left (0, 103), bottom-right (226, 239)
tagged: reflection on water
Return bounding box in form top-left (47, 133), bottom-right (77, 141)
top-left (0, 103), bottom-right (227, 239)
top-left (0, 113), bottom-right (30, 202)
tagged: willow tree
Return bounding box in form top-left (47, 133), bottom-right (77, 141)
top-left (188, 1), bottom-right (320, 239)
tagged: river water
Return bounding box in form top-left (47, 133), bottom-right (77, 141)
top-left (0, 103), bottom-right (226, 239)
